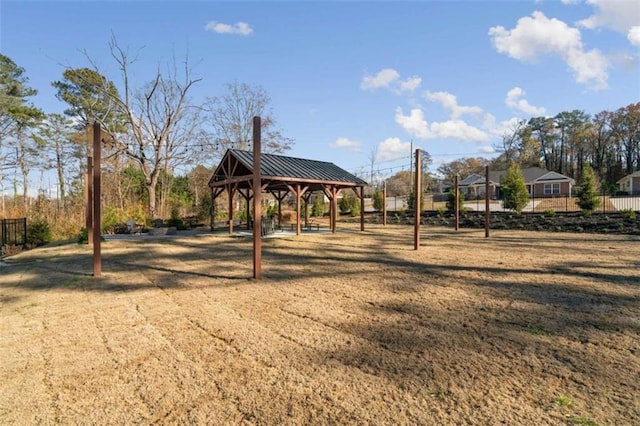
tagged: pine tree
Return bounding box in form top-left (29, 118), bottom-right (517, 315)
top-left (373, 188), bottom-right (384, 211)
top-left (501, 163), bottom-right (529, 214)
top-left (577, 163), bottom-right (601, 213)
top-left (446, 188), bottom-right (464, 213)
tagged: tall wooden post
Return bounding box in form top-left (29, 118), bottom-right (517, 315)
top-left (485, 165), bottom-right (490, 238)
top-left (414, 149), bottom-right (421, 250)
top-left (331, 188), bottom-right (338, 233)
top-left (86, 156), bottom-right (93, 245)
top-left (296, 184), bottom-right (302, 235)
top-left (92, 122), bottom-right (101, 277)
top-left (359, 187), bottom-right (365, 231)
top-left (382, 180), bottom-right (387, 226)
top-left (454, 174), bottom-right (459, 231)
top-left (252, 116), bottom-right (262, 280)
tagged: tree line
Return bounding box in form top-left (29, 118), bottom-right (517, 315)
top-left (1, 42), bottom-right (293, 240)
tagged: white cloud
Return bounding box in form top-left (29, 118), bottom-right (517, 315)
top-left (489, 11), bottom-right (609, 90)
top-left (578, 0), bottom-right (639, 36)
top-left (204, 21), bottom-right (253, 36)
top-left (331, 137), bottom-right (362, 152)
top-left (425, 91), bottom-right (484, 119)
top-left (399, 76), bottom-right (422, 92)
top-left (377, 137), bottom-right (412, 161)
top-left (361, 69), bottom-right (422, 93)
top-left (394, 107), bottom-right (490, 142)
top-left (505, 87), bottom-right (546, 115)
top-left (629, 26), bottom-right (640, 46)
top-left (360, 68), bottom-right (400, 90)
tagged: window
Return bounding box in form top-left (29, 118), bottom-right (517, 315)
top-left (544, 183), bottom-right (560, 195)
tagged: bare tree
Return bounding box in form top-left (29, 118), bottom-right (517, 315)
top-left (207, 81), bottom-right (293, 156)
top-left (64, 37), bottom-right (206, 218)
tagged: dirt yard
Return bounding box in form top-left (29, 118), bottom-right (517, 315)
top-left (1, 225), bottom-right (638, 425)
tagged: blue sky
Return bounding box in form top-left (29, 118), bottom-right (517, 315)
top-left (1, 0), bottom-right (639, 181)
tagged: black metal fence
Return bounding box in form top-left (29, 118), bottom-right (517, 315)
top-left (1, 218), bottom-right (27, 249)
top-left (458, 193), bottom-right (640, 213)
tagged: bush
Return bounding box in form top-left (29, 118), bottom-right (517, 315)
top-left (77, 227), bottom-right (88, 244)
top-left (501, 163), bottom-right (529, 214)
top-left (621, 209), bottom-right (637, 219)
top-left (311, 195), bottom-right (325, 217)
top-left (543, 209), bottom-right (556, 217)
top-left (27, 217), bottom-right (52, 247)
top-left (167, 207), bottom-right (188, 230)
top-left (576, 164), bottom-right (601, 213)
top-left (373, 189), bottom-right (384, 211)
top-left (446, 188), bottom-right (464, 213)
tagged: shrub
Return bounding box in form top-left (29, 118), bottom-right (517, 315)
top-left (103, 222), bottom-right (129, 235)
top-left (167, 207), bottom-right (188, 230)
top-left (621, 208), bottom-right (636, 219)
top-left (311, 195), bottom-right (325, 217)
top-left (27, 217), bottom-right (52, 247)
top-left (576, 163), bottom-right (601, 213)
top-left (339, 192), bottom-right (360, 216)
top-left (436, 207), bottom-right (446, 217)
top-left (543, 209), bottom-right (556, 218)
top-left (101, 206), bottom-right (123, 233)
top-left (372, 189), bottom-right (384, 211)
top-left (446, 188), bottom-right (464, 213)
top-left (77, 227), bottom-right (88, 244)
top-left (501, 163), bottom-right (529, 214)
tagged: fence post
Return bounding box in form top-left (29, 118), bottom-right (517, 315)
top-left (22, 218), bottom-right (27, 248)
top-left (1, 219), bottom-right (5, 247)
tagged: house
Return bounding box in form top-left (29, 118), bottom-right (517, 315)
top-left (617, 171), bottom-right (640, 195)
top-left (458, 167), bottom-right (574, 199)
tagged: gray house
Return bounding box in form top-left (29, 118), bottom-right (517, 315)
top-left (617, 171), bottom-right (640, 195)
top-left (458, 167), bottom-right (574, 199)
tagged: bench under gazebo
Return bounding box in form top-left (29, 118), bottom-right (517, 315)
top-left (208, 149), bottom-right (368, 235)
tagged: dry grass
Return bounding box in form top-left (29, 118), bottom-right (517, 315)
top-left (1, 224), bottom-right (638, 425)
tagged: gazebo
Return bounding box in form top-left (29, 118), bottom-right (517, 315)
top-left (208, 149), bottom-right (368, 235)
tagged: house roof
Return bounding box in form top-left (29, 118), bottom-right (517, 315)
top-left (616, 171), bottom-right (640, 184)
top-left (460, 167), bottom-right (573, 186)
top-left (208, 149), bottom-right (367, 192)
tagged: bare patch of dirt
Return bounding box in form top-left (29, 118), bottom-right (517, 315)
top-left (1, 225), bottom-right (638, 424)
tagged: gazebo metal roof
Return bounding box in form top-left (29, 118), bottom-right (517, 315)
top-left (208, 149), bottom-right (368, 191)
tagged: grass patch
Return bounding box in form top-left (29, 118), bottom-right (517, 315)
top-left (556, 394), bottom-right (573, 407)
top-left (567, 415), bottom-right (598, 425)
top-left (528, 326), bottom-right (546, 336)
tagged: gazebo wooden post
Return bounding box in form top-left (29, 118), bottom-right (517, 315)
top-left (303, 192), bottom-right (312, 228)
top-left (228, 184), bottom-right (234, 234)
top-left (332, 187), bottom-right (339, 233)
top-left (296, 184), bottom-right (302, 235)
top-left (383, 180), bottom-right (387, 226)
top-left (271, 190), bottom-right (288, 228)
top-left (210, 187), bottom-right (215, 230)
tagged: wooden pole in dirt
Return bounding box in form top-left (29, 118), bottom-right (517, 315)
top-left (92, 122), bottom-right (102, 277)
top-left (454, 174), bottom-right (459, 231)
top-left (86, 156), bottom-right (93, 245)
top-left (414, 149), bottom-right (421, 250)
top-left (252, 116), bottom-right (262, 280)
top-left (484, 165), bottom-right (490, 238)
top-left (382, 180), bottom-right (387, 226)
top-left (359, 186), bottom-right (365, 231)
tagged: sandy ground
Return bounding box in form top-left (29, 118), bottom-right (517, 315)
top-left (1, 225), bottom-right (638, 425)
